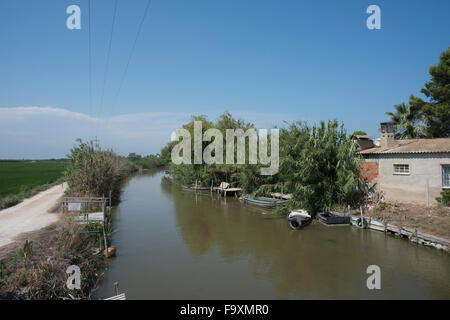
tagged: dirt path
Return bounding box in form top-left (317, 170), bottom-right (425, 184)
top-left (0, 183), bottom-right (67, 248)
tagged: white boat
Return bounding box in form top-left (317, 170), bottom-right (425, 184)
top-left (350, 215), bottom-right (385, 230)
top-left (287, 208), bottom-right (312, 230)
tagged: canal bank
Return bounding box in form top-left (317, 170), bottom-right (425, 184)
top-left (93, 170), bottom-right (450, 299)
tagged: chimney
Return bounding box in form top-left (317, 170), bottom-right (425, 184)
top-left (380, 122), bottom-right (396, 149)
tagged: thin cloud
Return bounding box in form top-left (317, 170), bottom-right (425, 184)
top-left (0, 107), bottom-right (296, 159)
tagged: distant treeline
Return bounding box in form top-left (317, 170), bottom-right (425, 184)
top-left (126, 147), bottom-right (171, 169)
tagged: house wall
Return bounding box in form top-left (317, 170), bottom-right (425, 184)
top-left (363, 153), bottom-right (450, 205)
top-left (360, 162), bottom-right (378, 183)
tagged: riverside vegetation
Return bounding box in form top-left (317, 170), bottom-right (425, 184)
top-left (0, 139), bottom-right (136, 299)
top-left (167, 112), bottom-right (365, 215)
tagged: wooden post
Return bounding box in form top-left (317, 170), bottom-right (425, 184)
top-left (109, 190), bottom-right (112, 218)
top-left (359, 206), bottom-right (364, 228)
top-left (102, 200), bottom-right (106, 224)
top-left (103, 225), bottom-right (109, 258)
top-left (103, 193), bottom-right (109, 258)
top-left (114, 282), bottom-right (119, 295)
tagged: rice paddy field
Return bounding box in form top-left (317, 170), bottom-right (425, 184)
top-left (0, 160), bottom-right (67, 198)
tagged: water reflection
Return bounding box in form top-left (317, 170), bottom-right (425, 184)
top-left (96, 171), bottom-right (450, 299)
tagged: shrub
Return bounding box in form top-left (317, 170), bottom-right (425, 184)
top-left (436, 190), bottom-right (450, 207)
top-left (65, 139), bottom-right (135, 204)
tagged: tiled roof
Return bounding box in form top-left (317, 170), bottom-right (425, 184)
top-left (358, 138), bottom-right (450, 155)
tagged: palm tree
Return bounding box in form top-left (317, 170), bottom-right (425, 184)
top-left (385, 103), bottom-right (426, 139)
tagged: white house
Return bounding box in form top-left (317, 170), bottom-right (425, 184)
top-left (358, 123), bottom-right (450, 205)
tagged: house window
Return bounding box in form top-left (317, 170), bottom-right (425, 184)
top-left (393, 164), bottom-right (409, 175)
top-left (443, 165), bottom-right (450, 189)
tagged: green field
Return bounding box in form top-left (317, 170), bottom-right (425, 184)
top-left (0, 160), bottom-right (68, 198)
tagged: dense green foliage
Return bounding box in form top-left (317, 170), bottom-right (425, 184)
top-left (386, 47), bottom-right (450, 138)
top-left (350, 130), bottom-right (367, 138)
top-left (240, 121), bottom-right (364, 214)
top-left (385, 102), bottom-right (426, 139)
top-left (65, 139), bottom-right (135, 204)
top-left (169, 112), bottom-right (255, 187)
top-left (166, 113), bottom-right (364, 214)
top-left (437, 190), bottom-right (450, 207)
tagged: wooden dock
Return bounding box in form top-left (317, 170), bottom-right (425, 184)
top-left (213, 182), bottom-right (242, 197)
top-left (213, 187), bottom-right (242, 197)
top-left (355, 216), bottom-right (450, 251)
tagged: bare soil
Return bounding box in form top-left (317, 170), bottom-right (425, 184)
top-left (367, 202), bottom-right (450, 240)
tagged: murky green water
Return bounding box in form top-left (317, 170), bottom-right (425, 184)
top-left (94, 170), bottom-right (450, 299)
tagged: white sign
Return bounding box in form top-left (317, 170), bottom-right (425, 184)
top-left (68, 202), bottom-right (82, 211)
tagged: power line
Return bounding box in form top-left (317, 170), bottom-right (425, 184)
top-left (98, 0), bottom-right (119, 118)
top-left (110, 0), bottom-right (152, 115)
top-left (88, 0), bottom-right (93, 117)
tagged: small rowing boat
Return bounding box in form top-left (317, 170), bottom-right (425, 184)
top-left (242, 194), bottom-right (286, 208)
top-left (182, 185), bottom-right (211, 192)
top-left (318, 212), bottom-right (350, 225)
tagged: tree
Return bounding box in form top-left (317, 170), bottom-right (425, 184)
top-left (127, 152), bottom-right (142, 162)
top-left (240, 120), bottom-right (364, 214)
top-left (351, 131), bottom-right (367, 136)
top-left (414, 47), bottom-right (450, 137)
top-left (385, 102), bottom-right (426, 139)
top-left (388, 47), bottom-right (450, 138)
top-left (65, 139), bottom-right (133, 204)
top-left (349, 131), bottom-right (368, 140)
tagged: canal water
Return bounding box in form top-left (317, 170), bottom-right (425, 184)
top-left (94, 170), bottom-right (450, 299)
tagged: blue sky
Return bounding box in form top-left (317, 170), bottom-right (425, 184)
top-left (0, 0), bottom-right (449, 158)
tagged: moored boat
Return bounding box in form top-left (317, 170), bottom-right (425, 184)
top-left (242, 194), bottom-right (286, 208)
top-left (367, 218), bottom-right (385, 231)
top-left (318, 212), bottom-right (350, 225)
top-left (287, 208), bottom-right (312, 229)
top-left (182, 185), bottom-right (211, 192)
top-left (350, 215), bottom-right (384, 230)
